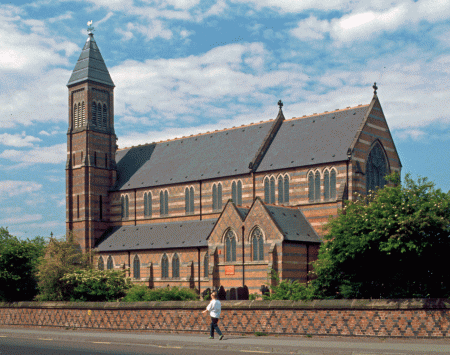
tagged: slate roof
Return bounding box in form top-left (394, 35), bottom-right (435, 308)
top-left (114, 121), bottom-right (274, 190)
top-left (114, 104), bottom-right (372, 191)
top-left (96, 219), bottom-right (217, 252)
top-left (265, 205), bottom-right (321, 243)
top-left (67, 33), bottom-right (114, 87)
top-left (256, 105), bottom-right (370, 173)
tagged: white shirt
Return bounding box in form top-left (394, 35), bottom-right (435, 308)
top-left (206, 299), bottom-right (221, 318)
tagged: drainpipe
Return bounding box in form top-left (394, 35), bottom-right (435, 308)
top-left (199, 180), bottom-right (202, 221)
top-left (242, 226), bottom-right (245, 288)
top-left (134, 189), bottom-right (137, 226)
top-left (197, 247), bottom-right (201, 295)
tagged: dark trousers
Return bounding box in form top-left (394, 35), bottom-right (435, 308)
top-left (210, 317), bottom-right (223, 337)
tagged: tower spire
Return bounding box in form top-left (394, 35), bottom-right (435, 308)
top-left (67, 27), bottom-right (114, 88)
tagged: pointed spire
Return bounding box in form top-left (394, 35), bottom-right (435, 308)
top-left (67, 31), bottom-right (114, 87)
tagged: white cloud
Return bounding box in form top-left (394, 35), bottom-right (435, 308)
top-left (0, 132), bottom-right (41, 147)
top-left (290, 16), bottom-right (331, 40)
top-left (0, 214), bottom-right (42, 225)
top-left (0, 143), bottom-right (66, 165)
top-left (0, 180), bottom-right (42, 198)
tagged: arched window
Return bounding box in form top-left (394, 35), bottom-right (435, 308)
top-left (121, 195), bottom-right (124, 218)
top-left (98, 256), bottom-right (104, 270)
top-left (81, 102), bottom-right (86, 126)
top-left (330, 169), bottom-right (336, 199)
top-left (225, 230), bottom-right (236, 262)
top-left (324, 170), bottom-right (330, 200)
top-left (106, 255), bottom-right (113, 270)
top-left (278, 175), bottom-right (284, 203)
top-left (212, 183), bottom-right (223, 211)
top-left (204, 252), bottom-right (209, 278)
top-left (144, 192), bottom-right (152, 217)
top-left (264, 176), bottom-right (276, 204)
top-left (97, 103), bottom-right (102, 128)
top-left (308, 172), bottom-right (314, 202)
top-left (161, 254), bottom-right (169, 279)
top-left (314, 171), bottom-right (320, 201)
top-left (185, 187), bottom-right (194, 214)
top-left (121, 194), bottom-right (129, 218)
top-left (308, 171), bottom-right (321, 202)
top-left (102, 104), bottom-right (107, 129)
top-left (366, 143), bottom-right (388, 194)
top-left (277, 175), bottom-right (289, 204)
top-left (133, 255), bottom-right (140, 279)
top-left (252, 227), bottom-right (264, 261)
top-left (160, 190), bottom-right (169, 216)
top-left (92, 102), bottom-right (97, 126)
top-left (324, 169), bottom-right (337, 200)
top-left (231, 181), bottom-right (242, 205)
top-left (172, 254), bottom-right (180, 278)
top-left (74, 104), bottom-right (78, 127)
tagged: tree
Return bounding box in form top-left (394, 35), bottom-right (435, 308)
top-left (0, 227), bottom-right (46, 302)
top-left (36, 234), bottom-right (92, 301)
top-left (312, 173), bottom-right (450, 299)
top-left (61, 269), bottom-right (131, 302)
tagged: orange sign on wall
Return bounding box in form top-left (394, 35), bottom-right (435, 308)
top-left (225, 265), bottom-right (235, 275)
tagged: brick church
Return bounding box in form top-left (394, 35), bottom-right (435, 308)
top-left (66, 31), bottom-right (401, 297)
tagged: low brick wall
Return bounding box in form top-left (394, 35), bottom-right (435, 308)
top-left (1, 299), bottom-right (450, 338)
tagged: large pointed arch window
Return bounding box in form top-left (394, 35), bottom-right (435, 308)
top-left (225, 230), bottom-right (236, 262)
top-left (252, 227), bottom-right (264, 261)
top-left (133, 255), bottom-right (140, 279)
top-left (212, 183), bottom-right (222, 211)
top-left (366, 143), bottom-right (388, 193)
top-left (172, 253), bottom-right (180, 278)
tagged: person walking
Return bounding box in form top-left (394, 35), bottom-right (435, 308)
top-left (202, 291), bottom-right (224, 340)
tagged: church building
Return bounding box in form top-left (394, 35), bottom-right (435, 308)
top-left (66, 31), bottom-right (401, 297)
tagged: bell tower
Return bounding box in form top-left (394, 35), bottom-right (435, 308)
top-left (66, 26), bottom-right (117, 252)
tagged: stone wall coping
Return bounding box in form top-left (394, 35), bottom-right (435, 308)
top-left (1, 299), bottom-right (450, 310)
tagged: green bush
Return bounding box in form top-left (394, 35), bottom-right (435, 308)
top-left (263, 272), bottom-right (316, 301)
top-left (122, 285), bottom-right (199, 302)
top-left (61, 269), bottom-right (131, 302)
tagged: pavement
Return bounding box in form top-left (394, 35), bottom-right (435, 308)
top-left (1, 326), bottom-right (450, 354)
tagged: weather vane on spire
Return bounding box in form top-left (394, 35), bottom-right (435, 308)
top-left (87, 20), bottom-right (94, 34)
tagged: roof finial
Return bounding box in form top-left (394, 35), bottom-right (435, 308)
top-left (373, 82), bottom-right (378, 95)
top-left (87, 20), bottom-right (94, 34)
top-left (278, 99), bottom-right (283, 110)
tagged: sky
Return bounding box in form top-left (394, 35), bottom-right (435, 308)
top-left (1, 0), bottom-right (449, 240)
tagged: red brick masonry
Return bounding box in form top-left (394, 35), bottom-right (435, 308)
top-left (1, 299), bottom-right (450, 338)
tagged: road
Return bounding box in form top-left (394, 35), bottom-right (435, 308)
top-left (0, 327), bottom-right (449, 355)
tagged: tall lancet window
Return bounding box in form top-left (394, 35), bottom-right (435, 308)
top-left (102, 104), bottom-right (108, 129)
top-left (92, 102), bottom-right (97, 126)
